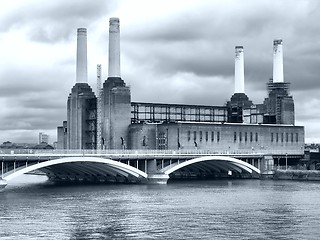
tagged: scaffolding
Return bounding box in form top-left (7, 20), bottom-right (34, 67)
top-left (96, 64), bottom-right (102, 150)
top-left (266, 82), bottom-right (290, 94)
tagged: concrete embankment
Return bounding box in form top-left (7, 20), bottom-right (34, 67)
top-left (273, 170), bottom-right (320, 181)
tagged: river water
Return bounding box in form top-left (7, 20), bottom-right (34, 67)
top-left (1, 176), bottom-right (320, 240)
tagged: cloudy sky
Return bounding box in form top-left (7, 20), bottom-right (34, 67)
top-left (0, 0), bottom-right (319, 144)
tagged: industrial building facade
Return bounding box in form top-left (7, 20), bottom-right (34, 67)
top-left (57, 18), bottom-right (304, 156)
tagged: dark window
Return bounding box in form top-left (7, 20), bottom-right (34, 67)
top-left (239, 132), bottom-right (242, 142)
top-left (250, 132), bottom-right (253, 142)
top-left (291, 133), bottom-right (294, 142)
top-left (255, 133), bottom-right (258, 142)
top-left (142, 136), bottom-right (146, 146)
top-left (194, 131), bottom-right (197, 141)
top-left (286, 133), bottom-right (289, 142)
top-left (234, 132), bottom-right (237, 142)
top-left (245, 132), bottom-right (247, 142)
top-left (271, 133), bottom-right (274, 142)
top-left (296, 133), bottom-right (299, 142)
top-left (217, 132), bottom-right (220, 142)
top-left (281, 133), bottom-right (284, 142)
top-left (276, 133), bottom-right (279, 142)
top-left (200, 131), bottom-right (203, 142)
top-left (187, 131), bottom-right (191, 141)
top-left (205, 131), bottom-right (208, 142)
top-left (211, 131), bottom-right (214, 142)
top-left (158, 132), bottom-right (167, 150)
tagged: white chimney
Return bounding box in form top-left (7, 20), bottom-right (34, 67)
top-left (108, 18), bottom-right (121, 78)
top-left (76, 28), bottom-right (88, 83)
top-left (234, 46), bottom-right (245, 93)
top-left (273, 39), bottom-right (284, 83)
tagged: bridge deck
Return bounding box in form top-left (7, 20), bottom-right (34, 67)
top-left (0, 149), bottom-right (303, 160)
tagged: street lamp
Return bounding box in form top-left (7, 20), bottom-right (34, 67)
top-left (285, 153), bottom-right (288, 170)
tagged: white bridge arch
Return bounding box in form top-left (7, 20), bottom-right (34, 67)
top-left (1, 155), bottom-right (261, 187)
top-left (3, 157), bottom-right (148, 182)
top-left (162, 156), bottom-right (261, 175)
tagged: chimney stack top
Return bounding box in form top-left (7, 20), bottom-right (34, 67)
top-left (274, 39), bottom-right (283, 45)
top-left (77, 28), bottom-right (87, 34)
top-left (110, 17), bottom-right (119, 23)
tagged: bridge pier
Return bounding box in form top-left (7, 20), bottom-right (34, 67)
top-left (261, 155), bottom-right (275, 178)
top-left (147, 173), bottom-right (169, 184)
top-left (145, 159), bottom-right (170, 184)
top-left (147, 159), bottom-right (157, 173)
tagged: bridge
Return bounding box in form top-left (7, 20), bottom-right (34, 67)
top-left (0, 149), bottom-right (294, 189)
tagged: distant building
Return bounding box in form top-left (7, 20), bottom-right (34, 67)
top-left (0, 141), bottom-right (18, 149)
top-left (33, 142), bottom-right (54, 150)
top-left (39, 132), bottom-right (49, 144)
top-left (0, 141), bottom-right (54, 152)
top-left (56, 121), bottom-right (67, 149)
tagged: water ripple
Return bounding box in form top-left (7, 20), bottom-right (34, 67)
top-left (1, 176), bottom-right (320, 239)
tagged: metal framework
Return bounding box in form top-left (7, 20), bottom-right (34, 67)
top-left (131, 102), bottom-right (228, 123)
top-left (96, 64), bottom-right (102, 150)
top-left (266, 82), bottom-right (290, 94)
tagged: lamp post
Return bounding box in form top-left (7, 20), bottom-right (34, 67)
top-left (285, 153), bottom-right (288, 170)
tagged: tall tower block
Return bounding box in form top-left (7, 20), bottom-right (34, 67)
top-left (102, 18), bottom-right (131, 149)
top-left (67, 28), bottom-right (97, 149)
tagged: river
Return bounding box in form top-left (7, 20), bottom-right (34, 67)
top-left (0, 175), bottom-right (320, 239)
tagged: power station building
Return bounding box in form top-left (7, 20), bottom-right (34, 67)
top-left (57, 18), bottom-right (304, 159)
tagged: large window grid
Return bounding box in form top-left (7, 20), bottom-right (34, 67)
top-left (131, 102), bottom-right (228, 123)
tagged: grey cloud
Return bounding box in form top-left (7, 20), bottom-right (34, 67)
top-left (0, 103), bottom-right (64, 130)
top-left (0, 66), bottom-right (73, 97)
top-left (124, 2), bottom-right (282, 43)
top-left (123, 11), bottom-right (278, 81)
top-left (0, 0), bottom-right (118, 43)
top-left (0, 97), bottom-right (66, 131)
top-left (123, 0), bottom-right (320, 100)
top-left (0, 64), bottom-right (71, 133)
top-left (21, 97), bottom-right (66, 110)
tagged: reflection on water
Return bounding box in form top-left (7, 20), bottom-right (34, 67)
top-left (1, 175), bottom-right (320, 239)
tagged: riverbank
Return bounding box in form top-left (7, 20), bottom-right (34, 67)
top-left (273, 169), bottom-right (320, 181)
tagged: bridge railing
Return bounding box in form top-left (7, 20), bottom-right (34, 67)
top-left (0, 148), bottom-right (304, 156)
